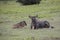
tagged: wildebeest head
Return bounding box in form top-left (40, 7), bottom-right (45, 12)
top-left (22, 21), bottom-right (27, 26)
top-left (29, 15), bottom-right (38, 22)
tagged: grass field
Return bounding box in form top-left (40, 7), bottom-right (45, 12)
top-left (0, 0), bottom-right (60, 40)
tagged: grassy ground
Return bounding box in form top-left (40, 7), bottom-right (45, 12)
top-left (0, 0), bottom-right (60, 40)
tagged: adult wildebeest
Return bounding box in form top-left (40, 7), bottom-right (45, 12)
top-left (16, 0), bottom-right (41, 5)
top-left (13, 21), bottom-right (27, 29)
top-left (29, 15), bottom-right (54, 29)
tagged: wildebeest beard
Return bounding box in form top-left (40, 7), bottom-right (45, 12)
top-left (32, 18), bottom-right (37, 24)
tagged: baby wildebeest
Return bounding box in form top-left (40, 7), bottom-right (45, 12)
top-left (29, 15), bottom-right (54, 29)
top-left (13, 21), bottom-right (27, 29)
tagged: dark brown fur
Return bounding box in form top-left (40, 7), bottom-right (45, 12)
top-left (13, 21), bottom-right (27, 29)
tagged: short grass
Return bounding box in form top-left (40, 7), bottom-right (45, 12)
top-left (0, 0), bottom-right (60, 40)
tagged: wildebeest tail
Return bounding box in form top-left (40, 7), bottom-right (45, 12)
top-left (51, 26), bottom-right (54, 29)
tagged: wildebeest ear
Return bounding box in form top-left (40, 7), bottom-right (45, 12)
top-left (29, 16), bottom-right (32, 18)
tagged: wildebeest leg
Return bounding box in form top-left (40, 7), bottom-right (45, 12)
top-left (34, 24), bottom-right (37, 29)
top-left (31, 25), bottom-right (32, 29)
top-left (31, 23), bottom-right (33, 29)
top-left (34, 26), bottom-right (36, 29)
top-left (31, 24), bottom-right (36, 29)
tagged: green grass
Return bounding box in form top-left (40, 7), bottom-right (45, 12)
top-left (0, 0), bottom-right (60, 40)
